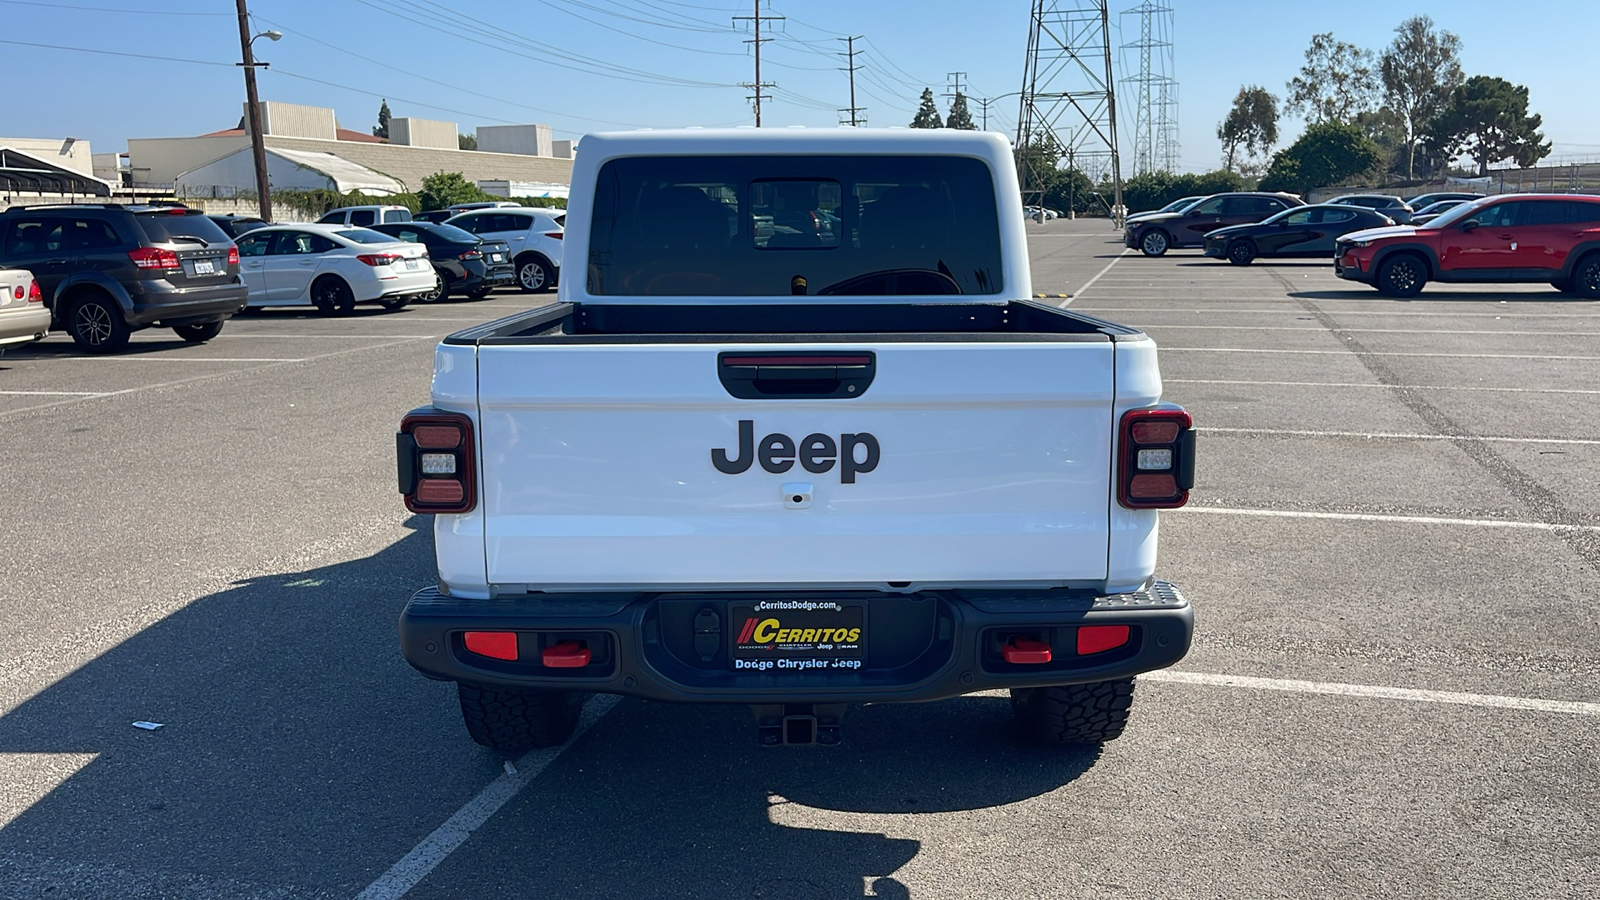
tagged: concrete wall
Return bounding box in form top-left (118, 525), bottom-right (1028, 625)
top-left (0, 137), bottom-right (94, 175)
top-left (553, 139), bottom-right (575, 160)
top-left (476, 124), bottom-right (552, 157)
top-left (252, 101), bottom-right (337, 140)
top-left (391, 117), bottom-right (457, 150)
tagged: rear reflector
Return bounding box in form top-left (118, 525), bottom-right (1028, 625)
top-left (415, 479), bottom-right (464, 504)
top-left (544, 232), bottom-right (564, 240)
top-left (412, 425), bottom-right (461, 449)
top-left (1128, 473), bottom-right (1178, 499)
top-left (1002, 638), bottom-right (1052, 665)
top-left (541, 640), bottom-right (591, 668)
top-left (1077, 625), bottom-right (1130, 655)
top-left (10, 286), bottom-right (21, 300)
top-left (464, 631), bottom-right (518, 660)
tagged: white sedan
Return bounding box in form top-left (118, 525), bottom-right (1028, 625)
top-left (235, 224), bottom-right (434, 315)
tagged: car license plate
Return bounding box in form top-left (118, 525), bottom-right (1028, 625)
top-left (405, 259), bottom-right (421, 270)
top-left (490, 253), bottom-right (503, 262)
top-left (192, 259), bottom-right (215, 275)
top-left (730, 600), bottom-right (865, 672)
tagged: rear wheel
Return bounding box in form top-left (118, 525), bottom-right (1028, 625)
top-left (311, 276), bottom-right (355, 316)
top-left (1571, 253), bottom-right (1600, 299)
top-left (68, 292), bottom-right (130, 354)
top-left (419, 270), bottom-right (446, 302)
top-left (1226, 239), bottom-right (1257, 265)
top-left (1011, 678), bottom-right (1136, 745)
top-left (517, 255), bottom-right (554, 292)
top-left (379, 295), bottom-right (412, 311)
top-left (173, 321), bottom-right (223, 343)
top-left (1376, 254), bottom-right (1427, 297)
top-left (1139, 230), bottom-right (1170, 257)
top-left (467, 287), bottom-right (494, 300)
top-left (457, 683), bottom-right (585, 753)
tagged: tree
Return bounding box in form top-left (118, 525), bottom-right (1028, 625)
top-left (945, 92), bottom-right (975, 130)
top-left (1380, 16), bottom-right (1464, 179)
top-left (1258, 122), bottom-right (1382, 195)
top-left (372, 99), bottom-right (391, 140)
top-left (1286, 33), bottom-right (1379, 125)
top-left (1355, 106), bottom-right (1409, 177)
top-left (417, 171), bottom-right (493, 212)
top-left (1217, 85), bottom-right (1279, 173)
top-left (1426, 75), bottom-right (1551, 176)
top-left (458, 133), bottom-right (478, 151)
top-left (910, 88), bottom-right (943, 129)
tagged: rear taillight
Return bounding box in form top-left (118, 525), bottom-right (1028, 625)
top-left (458, 250), bottom-right (483, 260)
top-left (11, 285), bottom-right (22, 300)
top-left (128, 246), bottom-right (180, 270)
top-left (227, 245), bottom-right (240, 266)
top-left (543, 232), bottom-right (563, 240)
top-left (1117, 407), bottom-right (1195, 509)
top-left (357, 253), bottom-right (402, 267)
top-left (28, 280), bottom-right (41, 302)
top-left (398, 411), bottom-right (476, 514)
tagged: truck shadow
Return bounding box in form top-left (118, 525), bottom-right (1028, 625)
top-left (0, 522), bottom-right (1101, 898)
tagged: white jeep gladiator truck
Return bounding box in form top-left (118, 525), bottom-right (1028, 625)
top-left (396, 129), bottom-right (1195, 750)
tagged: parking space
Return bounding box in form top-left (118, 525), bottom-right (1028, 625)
top-left (1, 220), bottom-right (1596, 899)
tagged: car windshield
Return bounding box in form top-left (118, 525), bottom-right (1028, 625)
top-left (587, 154), bottom-right (1003, 296)
top-left (1422, 200), bottom-right (1485, 229)
top-left (338, 228), bottom-right (401, 244)
top-left (429, 224), bottom-right (481, 243)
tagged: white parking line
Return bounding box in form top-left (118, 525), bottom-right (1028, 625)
top-left (1172, 505), bottom-right (1600, 532)
top-left (1169, 378), bottom-right (1600, 396)
top-left (1198, 426), bottom-right (1600, 446)
top-left (1145, 671), bottom-right (1600, 716)
top-left (69, 356), bottom-right (305, 363)
top-left (0, 390), bottom-right (109, 396)
top-left (1062, 248), bottom-right (1132, 304)
top-left (353, 696), bottom-right (620, 900)
top-left (1164, 347), bottom-right (1600, 361)
top-left (1075, 307), bottom-right (1600, 318)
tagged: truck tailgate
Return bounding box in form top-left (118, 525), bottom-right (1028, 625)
top-left (476, 341), bottom-right (1115, 588)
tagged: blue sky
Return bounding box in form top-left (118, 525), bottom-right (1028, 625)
top-left (3, 0), bottom-right (1596, 171)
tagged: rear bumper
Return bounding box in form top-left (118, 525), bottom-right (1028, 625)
top-left (399, 582), bottom-right (1193, 703)
top-left (128, 281), bottom-right (248, 327)
top-left (0, 306), bottom-right (51, 346)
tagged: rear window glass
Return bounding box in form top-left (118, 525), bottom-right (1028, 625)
top-left (135, 211), bottom-right (232, 246)
top-left (588, 155), bottom-right (1003, 296)
top-left (428, 224), bottom-right (480, 243)
top-left (381, 209), bottom-right (412, 223)
top-left (338, 228), bottom-right (401, 244)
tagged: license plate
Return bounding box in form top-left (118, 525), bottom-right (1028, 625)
top-left (405, 259), bottom-right (421, 270)
top-left (490, 253), bottom-right (503, 262)
top-left (192, 259), bottom-right (216, 275)
top-left (730, 600), bottom-right (865, 672)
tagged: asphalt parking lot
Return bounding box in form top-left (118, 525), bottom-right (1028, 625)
top-left (3, 220), bottom-right (1598, 899)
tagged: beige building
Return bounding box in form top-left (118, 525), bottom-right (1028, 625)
top-left (127, 101), bottom-right (573, 196)
top-left (1, 137), bottom-right (114, 207)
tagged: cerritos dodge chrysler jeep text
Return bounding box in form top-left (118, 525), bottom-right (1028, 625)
top-left (395, 129), bottom-right (1196, 751)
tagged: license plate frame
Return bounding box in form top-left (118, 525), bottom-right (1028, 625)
top-left (404, 258), bottom-right (421, 270)
top-left (729, 600), bottom-right (865, 673)
top-left (191, 259), bottom-right (216, 276)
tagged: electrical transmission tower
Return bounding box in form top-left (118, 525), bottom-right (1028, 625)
top-left (733, 0), bottom-right (783, 126)
top-left (1119, 1), bottom-right (1178, 174)
top-left (1016, 0), bottom-right (1123, 220)
top-left (839, 35), bottom-right (865, 126)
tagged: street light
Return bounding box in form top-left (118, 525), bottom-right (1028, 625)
top-left (234, 2), bottom-right (278, 221)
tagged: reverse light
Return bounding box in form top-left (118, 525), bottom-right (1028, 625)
top-left (1118, 407), bottom-right (1195, 509)
top-left (420, 453), bottom-right (456, 475)
top-left (397, 411), bottom-right (476, 514)
top-left (128, 246), bottom-right (180, 270)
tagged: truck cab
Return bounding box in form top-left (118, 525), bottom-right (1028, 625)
top-left (395, 129), bottom-right (1195, 750)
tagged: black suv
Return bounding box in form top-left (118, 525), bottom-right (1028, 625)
top-left (1124, 192), bottom-right (1304, 256)
top-left (0, 205), bottom-right (246, 352)
top-left (370, 221), bottom-right (514, 300)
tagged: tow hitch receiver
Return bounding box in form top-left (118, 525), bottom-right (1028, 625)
top-left (752, 703), bottom-right (847, 747)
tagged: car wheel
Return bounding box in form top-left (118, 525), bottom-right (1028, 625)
top-left (1139, 230), bottom-right (1169, 257)
top-left (516, 255), bottom-right (553, 293)
top-left (467, 287), bottom-right (494, 300)
top-left (311, 276), bottom-right (355, 316)
top-left (68, 293), bottom-right (130, 354)
top-left (1376, 254), bottom-right (1427, 297)
top-left (1226, 239), bottom-right (1257, 266)
top-left (173, 321), bottom-right (223, 343)
top-left (1010, 678), bottom-right (1136, 745)
top-left (419, 271), bottom-right (446, 302)
top-left (1572, 253), bottom-right (1600, 299)
top-left (379, 295), bottom-right (411, 311)
top-left (457, 683), bottom-right (585, 752)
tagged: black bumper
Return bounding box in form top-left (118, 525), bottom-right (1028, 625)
top-left (1334, 259), bottom-right (1372, 283)
top-left (399, 582), bottom-right (1193, 704)
top-left (1202, 243), bottom-right (1225, 258)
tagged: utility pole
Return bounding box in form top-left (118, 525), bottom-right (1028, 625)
top-left (944, 71), bottom-right (967, 102)
top-left (838, 35), bottom-right (865, 126)
top-left (234, 0), bottom-right (272, 221)
top-left (733, 0), bottom-right (782, 127)
top-left (975, 96), bottom-right (992, 130)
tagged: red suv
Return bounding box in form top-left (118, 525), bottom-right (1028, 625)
top-left (1334, 193), bottom-right (1600, 298)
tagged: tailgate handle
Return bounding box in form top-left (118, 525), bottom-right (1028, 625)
top-left (718, 352), bottom-right (875, 399)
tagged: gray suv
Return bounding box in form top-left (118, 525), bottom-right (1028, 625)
top-left (0, 205), bottom-right (247, 353)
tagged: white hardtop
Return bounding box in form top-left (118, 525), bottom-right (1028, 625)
top-left (561, 128), bottom-right (1031, 306)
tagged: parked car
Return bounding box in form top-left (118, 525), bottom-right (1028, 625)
top-left (414, 210), bottom-right (457, 224)
top-left (1126, 195), bottom-right (1204, 226)
top-left (1334, 193), bottom-right (1600, 297)
top-left (1326, 194), bottom-right (1414, 225)
top-left (317, 205), bottom-right (413, 227)
top-left (446, 208), bottom-right (564, 292)
top-left (1408, 199), bottom-right (1468, 226)
top-left (233, 224), bottom-right (434, 314)
top-left (0, 204), bottom-right (245, 352)
top-left (1406, 191), bottom-right (1483, 211)
top-left (370, 221), bottom-right (515, 300)
top-left (1124, 192), bottom-right (1304, 256)
top-left (0, 266), bottom-right (49, 351)
top-left (446, 201), bottom-right (523, 213)
top-left (207, 214), bottom-right (268, 238)
top-left (1203, 204), bottom-right (1394, 264)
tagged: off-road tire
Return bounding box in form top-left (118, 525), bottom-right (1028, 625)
top-left (1139, 229), bottom-right (1170, 257)
top-left (173, 321), bottom-right (223, 343)
top-left (458, 683), bottom-right (584, 752)
top-left (1375, 254), bottom-right (1427, 297)
top-left (1571, 253), bottom-right (1600, 299)
top-left (312, 276), bottom-right (356, 316)
top-left (1010, 678), bottom-right (1136, 745)
top-left (68, 292), bottom-right (130, 354)
top-left (1226, 239), bottom-right (1257, 266)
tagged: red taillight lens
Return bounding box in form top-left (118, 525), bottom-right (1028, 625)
top-left (1118, 407), bottom-right (1194, 509)
top-left (543, 232), bottom-right (563, 240)
top-left (458, 250), bottom-right (483, 260)
top-left (464, 631), bottom-right (518, 661)
top-left (227, 245), bottom-right (240, 266)
top-left (27, 281), bottom-right (42, 302)
top-left (398, 411), bottom-right (476, 514)
top-left (128, 246), bottom-right (180, 270)
top-left (357, 253), bottom-right (402, 267)
top-left (10, 285), bottom-right (21, 300)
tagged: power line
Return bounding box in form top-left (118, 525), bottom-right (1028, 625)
top-left (529, 0), bottom-right (745, 54)
top-left (0, 37), bottom-right (232, 65)
top-left (0, 0), bottom-right (227, 14)
top-left (732, 0), bottom-right (783, 126)
top-left (839, 35), bottom-right (865, 126)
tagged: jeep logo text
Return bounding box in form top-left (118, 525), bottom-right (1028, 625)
top-left (712, 420), bottom-right (879, 483)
